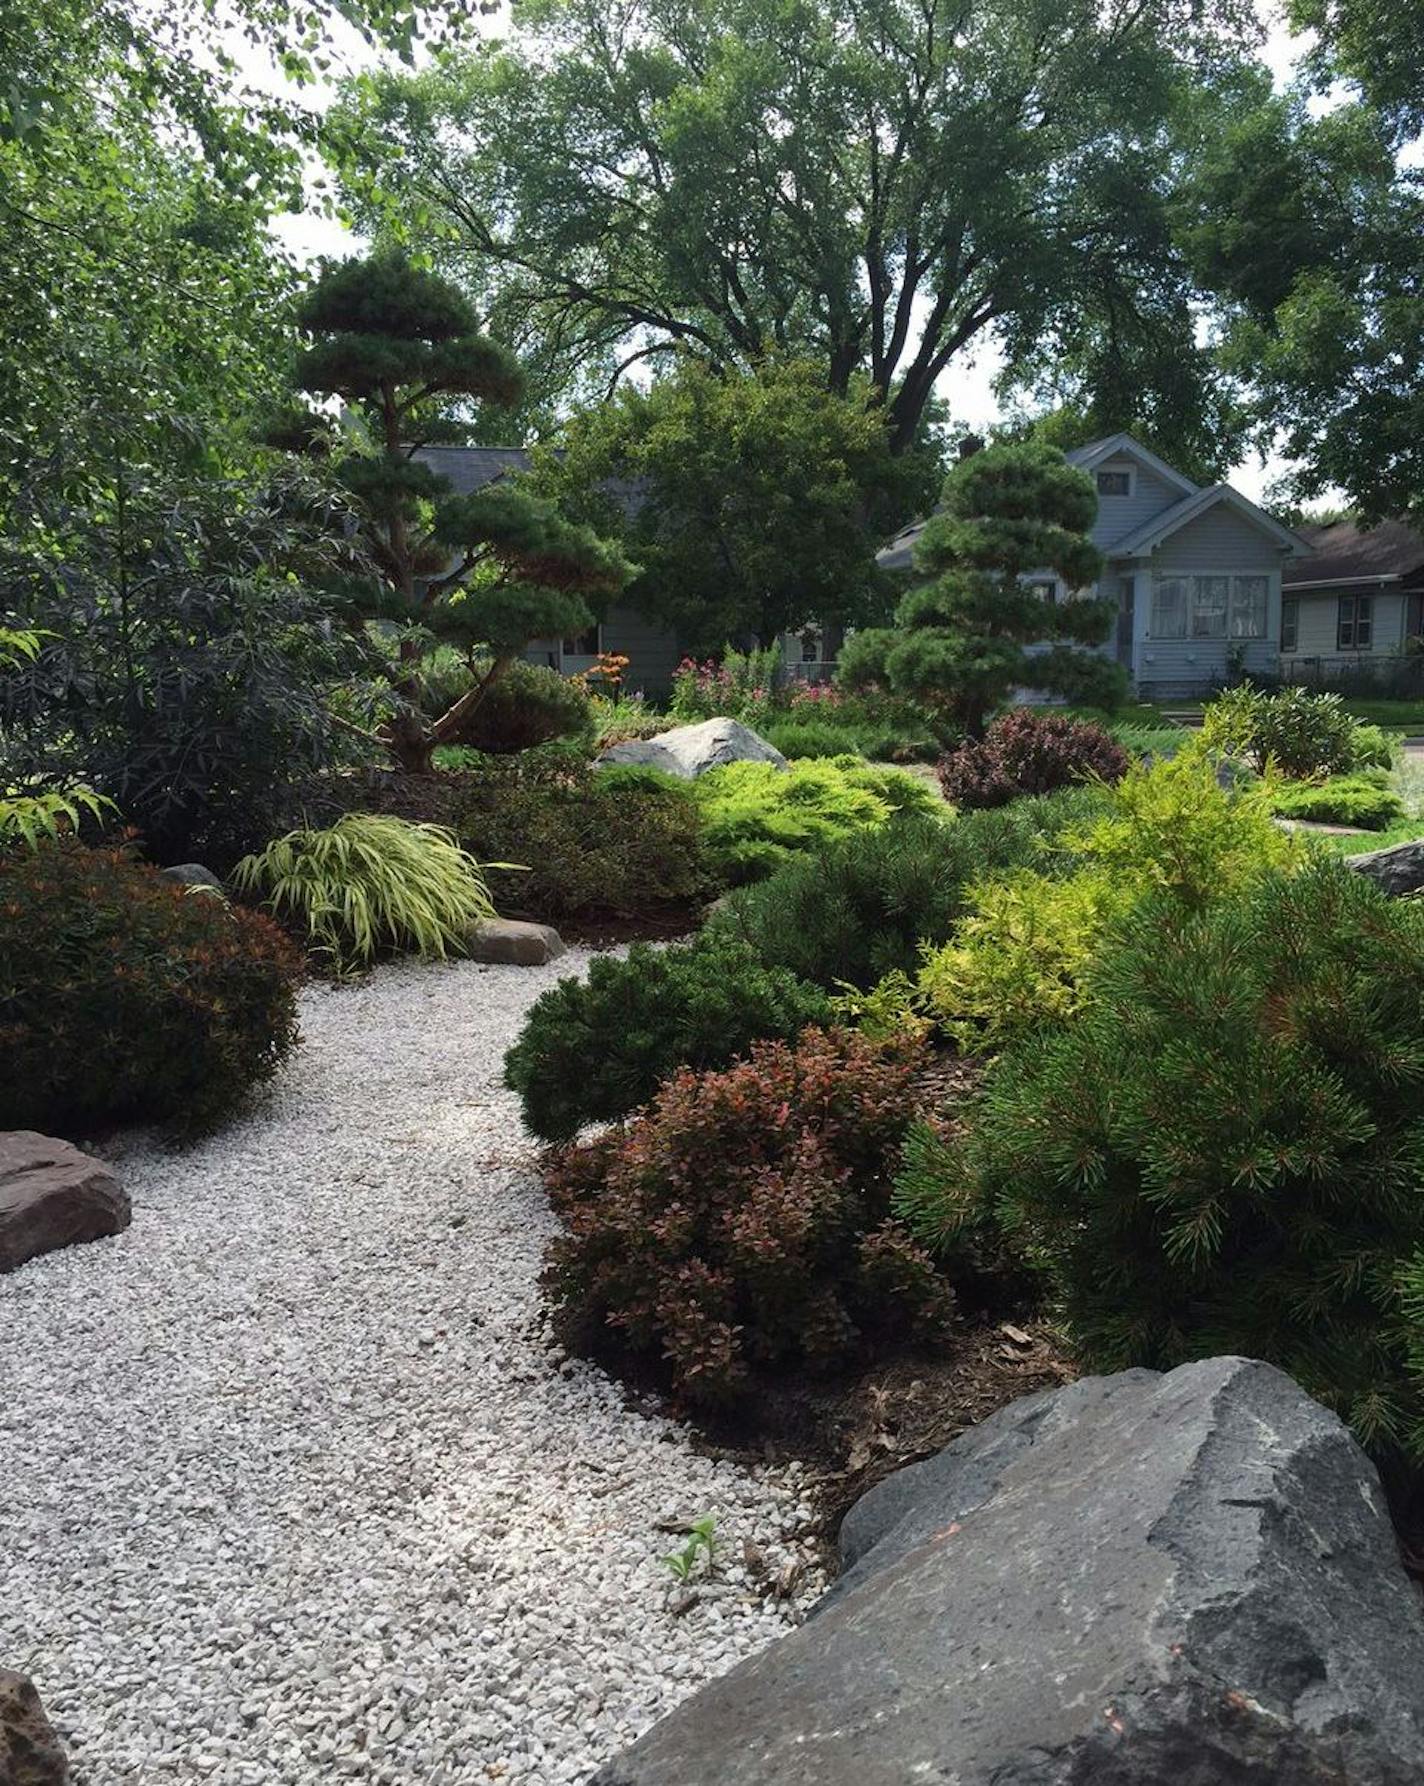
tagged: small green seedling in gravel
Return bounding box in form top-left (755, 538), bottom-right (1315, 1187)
top-left (661, 1515), bottom-right (717, 1583)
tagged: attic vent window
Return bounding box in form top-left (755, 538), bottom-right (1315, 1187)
top-left (1096, 469), bottom-right (1131, 496)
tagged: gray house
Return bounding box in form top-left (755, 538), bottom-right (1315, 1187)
top-left (415, 445), bottom-right (834, 695)
top-left (880, 433), bottom-right (1310, 699)
top-left (1279, 518), bottom-right (1424, 683)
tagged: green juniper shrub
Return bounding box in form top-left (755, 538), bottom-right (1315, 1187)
top-left (761, 719), bottom-right (870, 760)
top-left (1270, 771), bottom-right (1406, 831)
top-left (427, 658), bottom-right (594, 754)
top-left (0, 841), bottom-right (301, 1133)
top-left (542, 1026), bottom-right (953, 1405)
top-left (938, 708), bottom-right (1130, 809)
top-left (504, 934), bottom-right (832, 1142)
top-left (456, 753), bottom-right (706, 919)
top-left (691, 755), bottom-right (938, 885)
top-left (706, 790), bottom-right (1106, 992)
top-left (899, 859), bottom-right (1424, 1462)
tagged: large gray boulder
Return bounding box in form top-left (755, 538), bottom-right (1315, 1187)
top-left (1345, 838), bottom-right (1424, 897)
top-left (596, 717), bottom-right (787, 779)
top-left (0, 1669), bottom-right (68, 1784)
top-left (466, 918), bottom-right (567, 966)
top-left (0, 1132), bottom-right (130, 1274)
top-left (158, 862), bottom-right (225, 893)
top-left (594, 1358), bottom-right (1424, 1785)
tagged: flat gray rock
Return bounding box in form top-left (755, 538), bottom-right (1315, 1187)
top-left (158, 862), bottom-right (225, 892)
top-left (0, 1670), bottom-right (68, 1784)
top-left (467, 918), bottom-right (567, 966)
top-left (0, 1132), bottom-right (130, 1274)
top-left (596, 717), bottom-right (788, 779)
top-left (1345, 838), bottom-right (1424, 897)
top-left (593, 1357), bottom-right (1424, 1785)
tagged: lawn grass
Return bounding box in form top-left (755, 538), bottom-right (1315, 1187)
top-left (1339, 699), bottom-right (1424, 731)
top-left (1314, 816), bottom-right (1424, 853)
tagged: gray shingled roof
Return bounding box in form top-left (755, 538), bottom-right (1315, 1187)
top-left (1284, 518), bottom-right (1424, 588)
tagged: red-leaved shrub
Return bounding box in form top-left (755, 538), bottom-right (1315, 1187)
top-left (938, 708), bottom-right (1129, 809)
top-left (0, 841), bottom-right (302, 1132)
top-left (542, 1028), bottom-right (954, 1405)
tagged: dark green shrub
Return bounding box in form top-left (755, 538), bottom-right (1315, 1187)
top-left (0, 842), bottom-right (301, 1132)
top-left (456, 754), bottom-right (706, 919)
top-left (1270, 772), bottom-right (1405, 831)
top-left (762, 719), bottom-right (868, 759)
top-left (543, 1027), bottom-right (953, 1405)
top-left (904, 860), bottom-right (1424, 1461)
top-left (938, 708), bottom-right (1129, 809)
top-left (1201, 686), bottom-right (1383, 779)
top-left (435, 658), bottom-right (593, 754)
top-left (504, 934), bottom-right (832, 1142)
top-left (707, 790), bottom-right (1105, 991)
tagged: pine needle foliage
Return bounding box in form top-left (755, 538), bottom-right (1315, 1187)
top-left (235, 812), bottom-right (499, 975)
top-left (903, 858), bottom-right (1424, 1463)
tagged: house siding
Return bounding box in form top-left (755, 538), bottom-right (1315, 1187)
top-left (1130, 509), bottom-right (1287, 696)
top-left (1281, 587), bottom-right (1408, 665)
top-left (520, 605), bottom-right (684, 696)
top-left (1089, 457), bottom-right (1192, 551)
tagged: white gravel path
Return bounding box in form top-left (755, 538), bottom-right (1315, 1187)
top-left (1, 952), bottom-right (822, 1785)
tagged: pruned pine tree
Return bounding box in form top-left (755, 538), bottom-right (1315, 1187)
top-left (838, 443), bottom-right (1117, 740)
top-left (281, 252), bottom-right (629, 771)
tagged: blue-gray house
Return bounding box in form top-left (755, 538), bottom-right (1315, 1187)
top-left (879, 433), bottom-right (1310, 699)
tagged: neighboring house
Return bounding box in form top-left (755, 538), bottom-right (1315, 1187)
top-left (1279, 519), bottom-right (1424, 683)
top-left (879, 433), bottom-right (1310, 699)
top-left (414, 445), bottom-right (837, 695)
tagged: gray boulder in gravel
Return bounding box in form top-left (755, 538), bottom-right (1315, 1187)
top-left (467, 918), bottom-right (567, 966)
top-left (596, 717), bottom-right (787, 779)
top-left (593, 1356), bottom-right (1424, 1785)
top-left (0, 1131), bottom-right (130, 1274)
top-left (0, 1669), bottom-right (68, 1784)
top-left (1345, 838), bottom-right (1424, 897)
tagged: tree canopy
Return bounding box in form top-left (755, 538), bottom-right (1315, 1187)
top-left (330, 0), bottom-right (1261, 456)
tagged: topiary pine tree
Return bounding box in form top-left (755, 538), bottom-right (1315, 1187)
top-left (837, 441), bottom-right (1119, 740)
top-left (275, 252), bottom-right (630, 772)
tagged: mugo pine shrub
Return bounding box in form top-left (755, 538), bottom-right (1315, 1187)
top-left (0, 842), bottom-right (300, 1132)
top-left (544, 1028), bottom-right (953, 1405)
top-left (904, 859), bottom-right (1424, 1462)
top-left (938, 708), bottom-right (1129, 809)
top-left (504, 935), bottom-right (832, 1142)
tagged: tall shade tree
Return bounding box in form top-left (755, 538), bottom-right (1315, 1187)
top-left (529, 358), bottom-right (940, 651)
top-left (1174, 87), bottom-right (1424, 522)
top-left (328, 0), bottom-right (1259, 453)
top-left (837, 443), bottom-right (1115, 739)
top-left (279, 253), bottom-right (629, 772)
top-left (1290, 0), bottom-right (1424, 138)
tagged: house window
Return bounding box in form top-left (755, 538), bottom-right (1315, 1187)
top-left (561, 624), bottom-right (602, 657)
top-left (1281, 596), bottom-right (1299, 653)
top-left (1025, 579), bottom-right (1058, 605)
top-left (1096, 469), bottom-right (1132, 497)
top-left (1151, 573), bottom-right (1270, 641)
top-left (1337, 596), bottom-right (1372, 651)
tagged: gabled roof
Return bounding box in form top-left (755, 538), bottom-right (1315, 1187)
top-left (1063, 432), bottom-right (1198, 498)
top-left (1108, 483), bottom-right (1310, 558)
top-left (412, 444), bottom-right (531, 494)
top-left (1284, 518), bottom-right (1424, 589)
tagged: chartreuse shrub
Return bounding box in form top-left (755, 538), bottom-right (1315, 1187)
top-left (543, 1027), bottom-right (953, 1405)
top-left (1202, 685), bottom-right (1396, 778)
top-left (235, 813), bottom-right (498, 975)
top-left (691, 756), bottom-right (939, 885)
top-left (938, 708), bottom-right (1129, 809)
top-left (456, 755), bottom-right (705, 919)
top-left (504, 934), bottom-right (832, 1142)
top-left (900, 860), bottom-right (1424, 1463)
top-left (1270, 772), bottom-right (1406, 831)
top-left (910, 746), bottom-right (1301, 1052)
top-left (0, 842), bottom-right (301, 1132)
top-left (707, 789), bottom-right (1106, 993)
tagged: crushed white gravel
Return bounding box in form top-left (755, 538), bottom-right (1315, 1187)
top-left (0, 951), bottom-right (824, 1785)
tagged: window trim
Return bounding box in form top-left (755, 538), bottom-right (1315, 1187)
top-left (560, 622), bottom-right (604, 661)
top-left (1337, 594), bottom-right (1373, 652)
top-left (1148, 569), bottom-right (1274, 643)
top-left (1095, 466), bottom-right (1135, 499)
top-left (1281, 595), bottom-right (1299, 654)
top-left (1024, 578), bottom-right (1059, 605)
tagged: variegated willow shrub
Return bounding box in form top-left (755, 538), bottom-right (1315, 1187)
top-left (897, 859), bottom-right (1424, 1468)
top-left (235, 812), bottom-right (500, 975)
top-left (0, 841), bottom-right (301, 1132)
top-left (543, 1027), bottom-right (953, 1406)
